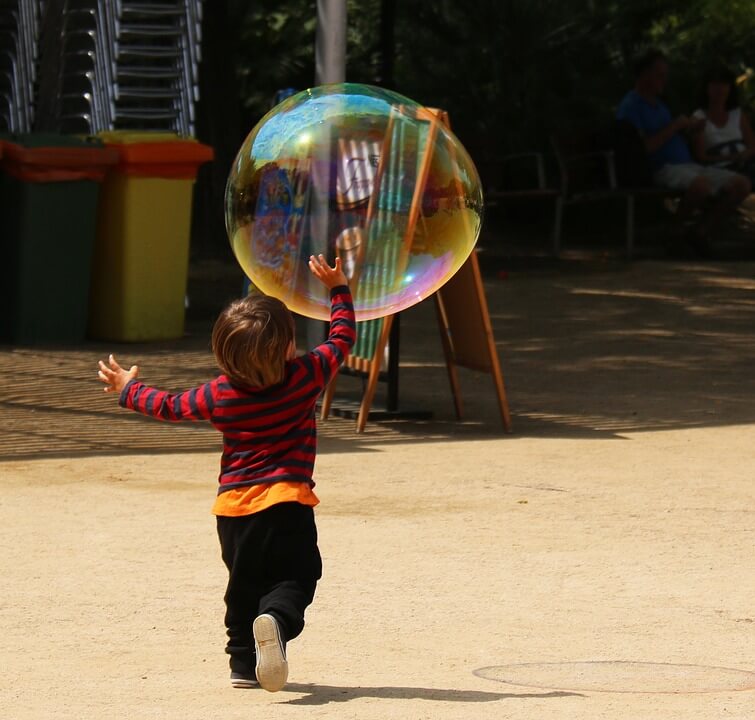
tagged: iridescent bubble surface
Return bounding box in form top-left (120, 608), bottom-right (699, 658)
top-left (225, 83), bottom-right (483, 321)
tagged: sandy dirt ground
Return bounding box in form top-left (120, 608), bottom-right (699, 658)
top-left (1, 260), bottom-right (754, 719)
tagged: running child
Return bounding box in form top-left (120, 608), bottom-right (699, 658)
top-left (97, 255), bottom-right (355, 692)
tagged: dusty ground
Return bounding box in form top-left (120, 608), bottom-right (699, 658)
top-left (1, 260), bottom-right (754, 719)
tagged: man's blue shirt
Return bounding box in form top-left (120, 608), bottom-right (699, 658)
top-left (616, 90), bottom-right (692, 171)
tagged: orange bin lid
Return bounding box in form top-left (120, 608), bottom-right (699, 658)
top-left (98, 132), bottom-right (215, 179)
top-left (0, 140), bottom-right (119, 182)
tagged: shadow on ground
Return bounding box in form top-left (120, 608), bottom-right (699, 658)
top-left (1, 259), bottom-right (753, 460)
top-left (276, 682), bottom-right (582, 705)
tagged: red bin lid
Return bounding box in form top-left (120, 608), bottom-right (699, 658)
top-left (98, 133), bottom-right (215, 178)
top-left (0, 141), bottom-right (119, 182)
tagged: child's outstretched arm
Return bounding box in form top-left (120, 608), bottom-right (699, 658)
top-left (97, 354), bottom-right (215, 423)
top-left (98, 354), bottom-right (139, 393)
top-left (307, 255), bottom-right (357, 386)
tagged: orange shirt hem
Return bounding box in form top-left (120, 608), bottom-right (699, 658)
top-left (211, 481), bottom-right (319, 517)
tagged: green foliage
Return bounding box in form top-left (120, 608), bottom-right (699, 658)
top-left (231, 0), bottom-right (316, 124)
top-left (230, 0), bottom-right (755, 156)
top-left (388, 0), bottom-right (755, 158)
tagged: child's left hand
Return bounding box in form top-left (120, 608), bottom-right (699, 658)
top-left (97, 354), bottom-right (139, 394)
top-left (309, 254), bottom-right (349, 290)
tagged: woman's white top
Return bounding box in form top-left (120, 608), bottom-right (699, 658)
top-left (692, 107), bottom-right (745, 164)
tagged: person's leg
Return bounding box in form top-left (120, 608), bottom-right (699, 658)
top-left (258, 579), bottom-right (318, 642)
top-left (256, 503), bottom-right (322, 631)
top-left (720, 172), bottom-right (751, 205)
top-left (654, 164), bottom-right (714, 254)
top-left (677, 175), bottom-right (713, 222)
top-left (700, 167), bottom-right (752, 234)
top-left (252, 580), bottom-right (317, 693)
top-left (216, 515), bottom-right (265, 681)
top-left (654, 163), bottom-right (713, 222)
top-left (743, 160), bottom-right (755, 187)
top-left (252, 502), bottom-right (322, 691)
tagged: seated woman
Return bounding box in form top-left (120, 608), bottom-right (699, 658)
top-left (692, 65), bottom-right (755, 184)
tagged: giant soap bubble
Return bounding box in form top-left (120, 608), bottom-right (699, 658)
top-left (225, 83), bottom-right (483, 321)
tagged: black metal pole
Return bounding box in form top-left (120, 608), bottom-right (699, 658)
top-left (386, 314), bottom-right (400, 411)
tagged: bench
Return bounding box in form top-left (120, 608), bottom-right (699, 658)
top-left (482, 152), bottom-right (561, 249)
top-left (551, 126), bottom-right (680, 257)
top-left (481, 126), bottom-right (683, 258)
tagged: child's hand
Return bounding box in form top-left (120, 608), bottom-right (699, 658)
top-left (97, 354), bottom-right (139, 394)
top-left (309, 254), bottom-right (348, 290)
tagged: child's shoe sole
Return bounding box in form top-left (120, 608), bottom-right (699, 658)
top-left (253, 614), bottom-right (288, 692)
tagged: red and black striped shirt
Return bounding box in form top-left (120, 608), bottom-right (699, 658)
top-left (120, 287), bottom-right (356, 494)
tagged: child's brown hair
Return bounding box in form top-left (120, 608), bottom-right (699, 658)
top-left (211, 294), bottom-right (295, 388)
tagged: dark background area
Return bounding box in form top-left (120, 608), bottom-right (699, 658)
top-left (191, 0), bottom-right (755, 258)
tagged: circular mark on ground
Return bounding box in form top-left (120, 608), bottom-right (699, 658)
top-left (474, 661), bottom-right (755, 694)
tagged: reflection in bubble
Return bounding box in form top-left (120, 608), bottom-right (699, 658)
top-left (225, 83), bottom-right (483, 321)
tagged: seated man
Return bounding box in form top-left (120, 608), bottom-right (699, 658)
top-left (617, 49), bottom-right (751, 242)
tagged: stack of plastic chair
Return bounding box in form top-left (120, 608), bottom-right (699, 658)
top-left (0, 0), bottom-right (40, 132)
top-left (35, 0), bottom-right (202, 135)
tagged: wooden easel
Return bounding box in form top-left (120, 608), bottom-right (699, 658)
top-left (321, 108), bottom-right (512, 432)
top-left (434, 250), bottom-right (512, 431)
top-left (322, 103), bottom-right (438, 432)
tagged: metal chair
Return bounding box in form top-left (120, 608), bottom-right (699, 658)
top-left (30, 0), bottom-right (203, 134)
top-left (0, 0), bottom-right (39, 131)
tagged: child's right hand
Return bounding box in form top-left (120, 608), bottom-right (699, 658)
top-left (97, 354), bottom-right (139, 394)
top-left (309, 254), bottom-right (349, 290)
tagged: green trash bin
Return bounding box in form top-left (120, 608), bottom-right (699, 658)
top-left (0, 135), bottom-right (117, 344)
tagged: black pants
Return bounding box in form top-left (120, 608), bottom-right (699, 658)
top-left (216, 502), bottom-right (322, 674)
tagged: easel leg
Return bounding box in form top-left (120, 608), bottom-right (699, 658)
top-left (433, 293), bottom-right (464, 420)
top-left (490, 353), bottom-right (513, 432)
top-left (356, 314), bottom-right (395, 432)
top-left (469, 251), bottom-right (512, 432)
top-left (386, 316), bottom-right (400, 412)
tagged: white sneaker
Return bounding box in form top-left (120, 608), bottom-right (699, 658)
top-left (230, 672), bottom-right (258, 689)
top-left (253, 614), bottom-right (288, 692)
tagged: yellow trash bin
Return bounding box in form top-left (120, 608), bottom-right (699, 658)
top-left (88, 132), bottom-right (214, 341)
